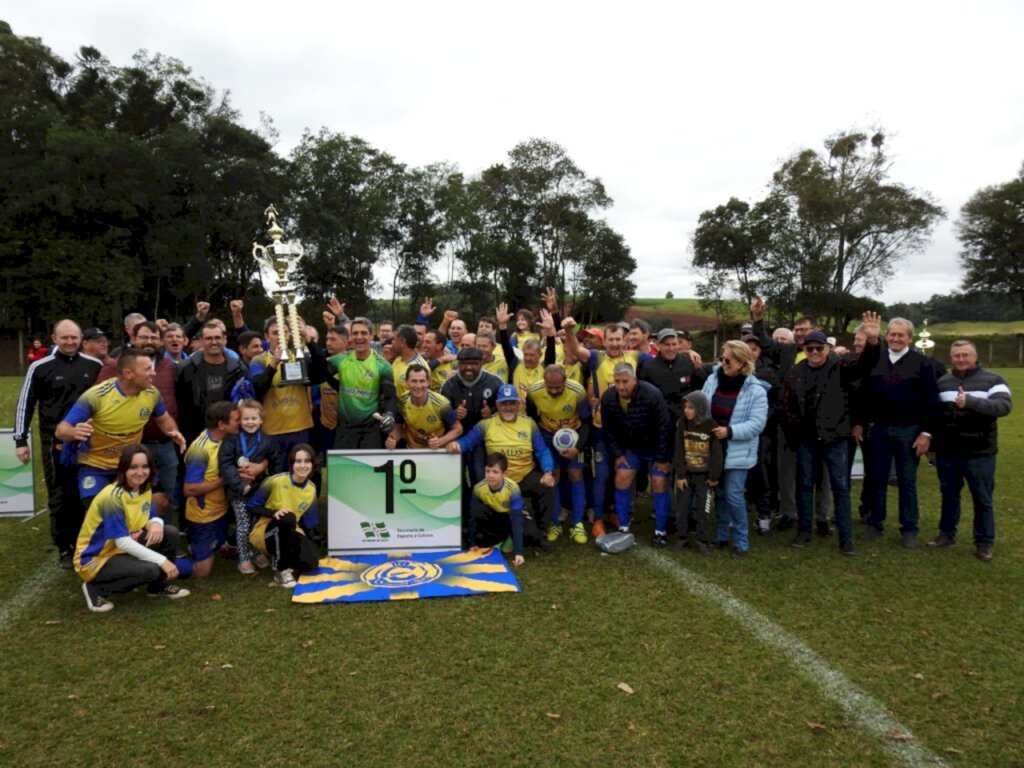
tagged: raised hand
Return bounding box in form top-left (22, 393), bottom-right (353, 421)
top-left (750, 294), bottom-right (765, 320)
top-left (861, 311), bottom-right (882, 341)
top-left (540, 287), bottom-right (558, 311)
top-left (195, 301), bottom-right (211, 320)
top-left (327, 297), bottom-right (345, 318)
top-left (443, 309), bottom-right (459, 323)
top-left (561, 316), bottom-right (577, 332)
top-left (495, 302), bottom-right (510, 328)
top-left (538, 309), bottom-right (556, 336)
top-left (230, 299), bottom-right (244, 314)
top-left (420, 297), bottom-right (436, 317)
top-left (323, 310), bottom-right (336, 328)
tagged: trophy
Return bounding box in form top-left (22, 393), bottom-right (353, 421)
top-left (253, 204), bottom-right (309, 385)
top-left (915, 319), bottom-right (935, 356)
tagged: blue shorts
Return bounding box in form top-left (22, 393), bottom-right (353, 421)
top-left (79, 467), bottom-right (116, 501)
top-left (188, 516), bottom-right (229, 562)
top-left (619, 449), bottom-right (667, 476)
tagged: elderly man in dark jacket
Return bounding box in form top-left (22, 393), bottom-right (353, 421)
top-left (928, 340), bottom-right (1012, 561)
top-left (601, 361), bottom-right (673, 545)
top-left (781, 313), bottom-right (881, 555)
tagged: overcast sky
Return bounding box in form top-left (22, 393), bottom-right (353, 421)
top-left (6, 1), bottom-right (1024, 304)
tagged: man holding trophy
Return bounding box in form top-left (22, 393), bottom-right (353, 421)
top-left (249, 206), bottom-right (329, 465)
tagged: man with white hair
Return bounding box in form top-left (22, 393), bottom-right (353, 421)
top-left (928, 340), bottom-right (1012, 561)
top-left (860, 317), bottom-right (939, 548)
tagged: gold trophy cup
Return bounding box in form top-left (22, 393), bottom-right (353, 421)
top-left (253, 204), bottom-right (309, 386)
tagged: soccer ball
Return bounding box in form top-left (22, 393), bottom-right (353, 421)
top-left (552, 428), bottom-right (579, 454)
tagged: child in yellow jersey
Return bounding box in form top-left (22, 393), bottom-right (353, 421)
top-left (470, 453), bottom-right (550, 564)
top-left (75, 444), bottom-right (190, 612)
top-left (183, 402), bottom-right (240, 578)
top-left (247, 444), bottom-right (321, 589)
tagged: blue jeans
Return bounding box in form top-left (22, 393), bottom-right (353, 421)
top-left (936, 454), bottom-right (996, 545)
top-left (145, 440), bottom-right (180, 509)
top-left (868, 424), bottom-right (920, 534)
top-left (796, 438), bottom-right (852, 542)
top-left (715, 469), bottom-right (749, 552)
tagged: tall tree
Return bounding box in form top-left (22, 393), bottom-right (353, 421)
top-left (958, 164), bottom-right (1024, 315)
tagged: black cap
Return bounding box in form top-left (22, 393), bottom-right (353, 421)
top-left (740, 332), bottom-right (761, 346)
top-left (456, 346), bottom-right (483, 361)
top-left (83, 328), bottom-right (109, 341)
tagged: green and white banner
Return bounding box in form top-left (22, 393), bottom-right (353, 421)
top-left (0, 429), bottom-right (35, 517)
top-left (326, 449), bottom-right (462, 554)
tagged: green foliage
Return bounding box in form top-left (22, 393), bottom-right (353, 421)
top-left (692, 128), bottom-right (944, 333)
top-left (958, 164), bottom-right (1024, 315)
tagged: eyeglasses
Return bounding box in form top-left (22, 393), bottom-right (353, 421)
top-left (804, 345), bottom-right (825, 353)
top-left (719, 356), bottom-right (734, 364)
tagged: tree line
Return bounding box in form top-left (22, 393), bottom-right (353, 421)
top-left (0, 21), bottom-right (636, 335)
top-left (691, 131), bottom-right (1024, 333)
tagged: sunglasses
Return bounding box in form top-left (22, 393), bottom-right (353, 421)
top-left (804, 345), bottom-right (826, 353)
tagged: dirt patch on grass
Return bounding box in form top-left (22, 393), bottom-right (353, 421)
top-left (624, 306), bottom-right (720, 331)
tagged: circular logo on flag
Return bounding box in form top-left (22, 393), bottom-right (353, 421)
top-left (360, 559), bottom-right (443, 589)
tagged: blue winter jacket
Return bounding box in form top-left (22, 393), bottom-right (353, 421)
top-left (702, 368), bottom-right (770, 470)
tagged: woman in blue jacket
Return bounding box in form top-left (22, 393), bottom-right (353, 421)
top-left (702, 340), bottom-right (769, 556)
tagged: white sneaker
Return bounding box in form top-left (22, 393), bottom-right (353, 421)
top-left (238, 559), bottom-right (256, 575)
top-left (275, 569), bottom-right (297, 589)
top-left (757, 517), bottom-right (772, 536)
top-left (82, 581), bottom-right (114, 613)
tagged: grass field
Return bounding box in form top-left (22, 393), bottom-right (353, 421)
top-left (2, 374), bottom-right (1023, 767)
top-left (632, 297), bottom-right (749, 319)
top-left (926, 321), bottom-right (1024, 336)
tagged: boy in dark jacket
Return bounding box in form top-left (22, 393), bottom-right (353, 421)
top-left (673, 391), bottom-right (724, 555)
top-left (218, 399), bottom-right (280, 574)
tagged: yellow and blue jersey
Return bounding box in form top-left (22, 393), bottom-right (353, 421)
top-left (318, 384), bottom-right (339, 430)
top-left (457, 414), bottom-right (554, 483)
top-left (63, 380), bottom-right (166, 470)
top-left (429, 360), bottom-right (455, 392)
top-left (472, 478), bottom-right (524, 516)
top-left (554, 345), bottom-right (585, 386)
top-left (588, 350), bottom-right (643, 428)
top-left (74, 483), bottom-right (156, 581)
top-left (512, 363), bottom-right (545, 413)
top-left (247, 472), bottom-right (318, 553)
top-left (392, 352), bottom-right (429, 400)
top-left (183, 430), bottom-right (228, 523)
top-left (249, 351), bottom-right (313, 435)
top-left (483, 357), bottom-right (509, 383)
top-left (526, 379), bottom-right (590, 433)
top-left (396, 391), bottom-right (457, 449)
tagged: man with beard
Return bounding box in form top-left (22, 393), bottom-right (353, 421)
top-left (441, 346), bottom-right (503, 487)
top-left (447, 384), bottom-right (556, 539)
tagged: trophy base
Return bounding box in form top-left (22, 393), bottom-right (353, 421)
top-left (278, 357), bottom-right (310, 386)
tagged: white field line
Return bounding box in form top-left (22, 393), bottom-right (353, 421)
top-left (0, 560), bottom-right (61, 637)
top-left (638, 548), bottom-right (949, 768)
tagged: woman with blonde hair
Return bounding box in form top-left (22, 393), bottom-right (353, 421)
top-left (701, 340), bottom-right (769, 557)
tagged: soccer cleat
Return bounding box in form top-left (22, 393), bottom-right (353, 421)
top-left (651, 532), bottom-right (668, 548)
top-left (148, 584), bottom-right (190, 599)
top-left (791, 532), bottom-right (813, 549)
top-left (82, 582), bottom-right (113, 613)
top-left (238, 560), bottom-right (257, 575)
top-left (840, 539), bottom-right (856, 556)
top-left (592, 520), bottom-right (607, 538)
top-left (546, 524), bottom-right (562, 543)
top-left (927, 535), bottom-right (955, 549)
top-left (756, 517), bottom-right (771, 536)
top-left (499, 537), bottom-right (514, 554)
top-left (275, 569), bottom-right (297, 589)
top-left (570, 523), bottom-right (587, 545)
top-left (618, 526), bottom-right (630, 535)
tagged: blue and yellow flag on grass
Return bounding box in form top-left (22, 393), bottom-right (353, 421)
top-left (292, 548), bottom-right (521, 604)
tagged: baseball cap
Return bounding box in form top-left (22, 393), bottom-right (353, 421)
top-left (656, 328), bottom-right (679, 342)
top-left (616, 321), bottom-right (631, 332)
top-left (496, 383), bottom-right (519, 403)
top-left (803, 331), bottom-right (829, 346)
top-left (456, 346), bottom-right (483, 361)
top-left (580, 328), bottom-right (604, 342)
top-left (740, 332), bottom-right (761, 346)
top-left (83, 328), bottom-right (109, 341)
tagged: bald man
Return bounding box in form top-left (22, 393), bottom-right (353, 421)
top-left (13, 319), bottom-right (102, 568)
